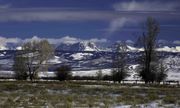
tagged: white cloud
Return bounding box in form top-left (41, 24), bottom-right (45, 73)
top-left (107, 17), bottom-right (139, 33)
top-left (21, 36), bottom-right (79, 44)
top-left (106, 1), bottom-right (180, 35)
top-left (108, 18), bottom-right (127, 33)
top-left (47, 36), bottom-right (80, 44)
top-left (0, 5), bottom-right (179, 22)
top-left (173, 40), bottom-right (180, 45)
top-left (23, 36), bottom-right (79, 44)
top-left (47, 36), bottom-right (107, 44)
top-left (0, 9), bottom-right (119, 22)
top-left (89, 38), bottom-right (107, 43)
top-left (24, 36), bottom-right (42, 43)
top-left (0, 36), bottom-right (107, 46)
top-left (113, 1), bottom-right (179, 11)
top-left (0, 36), bottom-right (21, 46)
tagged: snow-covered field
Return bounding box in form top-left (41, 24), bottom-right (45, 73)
top-left (1, 64), bottom-right (179, 81)
top-left (0, 47), bottom-right (179, 81)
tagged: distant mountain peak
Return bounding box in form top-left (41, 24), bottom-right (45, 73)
top-left (56, 41), bottom-right (100, 52)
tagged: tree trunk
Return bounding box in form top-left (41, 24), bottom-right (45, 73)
top-left (30, 74), bottom-right (33, 81)
top-left (27, 65), bottom-right (33, 81)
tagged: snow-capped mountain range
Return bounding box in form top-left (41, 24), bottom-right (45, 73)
top-left (56, 41), bottom-right (100, 52)
top-left (56, 41), bottom-right (180, 52)
top-left (0, 43), bottom-right (22, 50)
top-left (0, 40), bottom-right (180, 53)
top-left (0, 40), bottom-right (179, 81)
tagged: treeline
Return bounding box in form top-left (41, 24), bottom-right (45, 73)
top-left (110, 17), bottom-right (167, 84)
top-left (13, 17), bottom-right (168, 84)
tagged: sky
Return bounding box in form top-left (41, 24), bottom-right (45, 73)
top-left (0, 0), bottom-right (179, 45)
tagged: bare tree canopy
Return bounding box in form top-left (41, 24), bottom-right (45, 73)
top-left (22, 40), bottom-right (54, 81)
top-left (111, 41), bottom-right (129, 83)
top-left (137, 17), bottom-right (167, 83)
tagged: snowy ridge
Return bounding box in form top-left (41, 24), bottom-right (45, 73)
top-left (0, 46), bottom-right (8, 50)
top-left (79, 41), bottom-right (100, 51)
top-left (164, 56), bottom-right (180, 81)
top-left (56, 41), bottom-right (100, 52)
top-left (0, 39), bottom-right (180, 53)
top-left (47, 56), bottom-right (62, 64)
top-left (0, 51), bottom-right (179, 81)
top-left (127, 46), bottom-right (144, 52)
top-left (70, 53), bottom-right (93, 60)
top-left (127, 45), bottom-right (180, 52)
top-left (156, 46), bottom-right (180, 52)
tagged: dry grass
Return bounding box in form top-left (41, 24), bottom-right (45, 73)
top-left (0, 81), bottom-right (179, 107)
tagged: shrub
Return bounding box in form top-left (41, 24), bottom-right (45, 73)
top-left (163, 96), bottom-right (177, 104)
top-left (55, 65), bottom-right (72, 81)
top-left (96, 69), bottom-right (103, 81)
top-left (103, 75), bottom-right (112, 81)
top-left (13, 55), bottom-right (28, 80)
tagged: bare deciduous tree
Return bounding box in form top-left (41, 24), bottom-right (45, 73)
top-left (156, 59), bottom-right (168, 83)
top-left (22, 40), bottom-right (54, 81)
top-left (138, 17), bottom-right (167, 83)
top-left (111, 41), bottom-right (128, 83)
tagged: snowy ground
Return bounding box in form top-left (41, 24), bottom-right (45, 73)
top-left (1, 55), bottom-right (180, 82)
top-left (0, 65), bottom-right (180, 81)
top-left (70, 53), bottom-right (93, 60)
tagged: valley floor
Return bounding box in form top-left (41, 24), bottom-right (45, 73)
top-left (0, 81), bottom-right (179, 108)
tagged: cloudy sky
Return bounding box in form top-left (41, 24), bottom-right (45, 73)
top-left (0, 0), bottom-right (179, 44)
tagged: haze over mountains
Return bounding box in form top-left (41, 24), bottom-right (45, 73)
top-left (0, 36), bottom-right (180, 53)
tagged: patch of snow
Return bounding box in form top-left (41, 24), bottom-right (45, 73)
top-left (166, 72), bottom-right (180, 81)
top-left (114, 105), bottom-right (131, 108)
top-left (0, 71), bottom-right (14, 77)
top-left (113, 101), bottom-right (178, 108)
top-left (0, 54), bottom-right (4, 56)
top-left (48, 56), bottom-right (61, 64)
top-left (163, 56), bottom-right (180, 81)
top-left (3, 52), bottom-right (6, 54)
top-left (16, 46), bottom-right (22, 50)
top-left (72, 69), bottom-right (111, 76)
top-left (126, 46), bottom-right (144, 52)
top-left (156, 46), bottom-right (180, 52)
top-left (81, 41), bottom-right (100, 51)
top-left (70, 53), bottom-right (93, 60)
top-left (176, 46), bottom-right (180, 52)
top-left (138, 48), bottom-right (144, 51)
top-left (127, 45), bottom-right (180, 52)
top-left (38, 71), bottom-right (56, 78)
top-left (127, 46), bottom-right (138, 52)
top-left (0, 46), bottom-right (8, 50)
